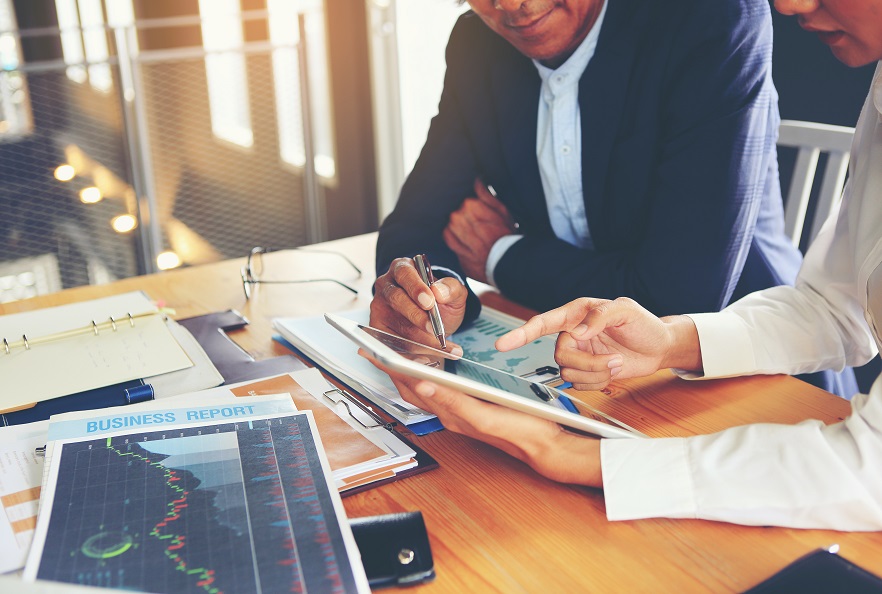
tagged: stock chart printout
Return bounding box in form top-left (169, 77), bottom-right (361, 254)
top-left (26, 413), bottom-right (369, 593)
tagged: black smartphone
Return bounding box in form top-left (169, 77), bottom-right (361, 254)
top-left (744, 547), bottom-right (882, 594)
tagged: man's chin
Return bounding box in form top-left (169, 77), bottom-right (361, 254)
top-left (502, 31), bottom-right (571, 63)
top-left (829, 45), bottom-right (879, 69)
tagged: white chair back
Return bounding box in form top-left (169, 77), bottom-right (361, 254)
top-left (777, 119), bottom-right (855, 248)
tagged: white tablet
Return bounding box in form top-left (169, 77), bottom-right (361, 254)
top-left (325, 314), bottom-right (645, 440)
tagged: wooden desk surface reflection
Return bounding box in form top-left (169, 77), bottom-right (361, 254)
top-left (4, 233), bottom-right (880, 593)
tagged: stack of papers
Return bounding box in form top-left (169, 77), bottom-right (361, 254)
top-left (26, 392), bottom-right (370, 592)
top-left (226, 371), bottom-right (419, 492)
top-left (275, 311), bottom-right (439, 431)
top-left (0, 422), bottom-right (46, 574)
top-left (0, 369), bottom-right (426, 592)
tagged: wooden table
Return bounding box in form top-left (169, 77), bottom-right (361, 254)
top-left (5, 233), bottom-right (881, 593)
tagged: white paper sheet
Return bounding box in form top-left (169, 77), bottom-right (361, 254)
top-left (0, 421), bottom-right (48, 574)
top-left (275, 310), bottom-right (437, 425)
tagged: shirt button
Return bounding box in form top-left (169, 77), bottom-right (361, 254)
top-left (555, 75), bottom-right (564, 84)
top-left (561, 145), bottom-right (571, 154)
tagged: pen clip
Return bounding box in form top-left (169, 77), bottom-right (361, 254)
top-left (413, 254), bottom-right (433, 285)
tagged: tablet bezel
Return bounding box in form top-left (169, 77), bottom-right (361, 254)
top-left (325, 313), bottom-right (645, 440)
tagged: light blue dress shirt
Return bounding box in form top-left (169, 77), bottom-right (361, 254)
top-left (485, 0), bottom-right (608, 287)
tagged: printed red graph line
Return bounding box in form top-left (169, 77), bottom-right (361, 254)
top-left (106, 438), bottom-right (222, 594)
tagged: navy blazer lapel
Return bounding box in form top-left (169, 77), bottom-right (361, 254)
top-left (580, 0), bottom-right (644, 243)
top-left (491, 55), bottom-right (545, 226)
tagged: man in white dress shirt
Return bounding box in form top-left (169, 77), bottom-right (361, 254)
top-left (384, 0), bottom-right (882, 530)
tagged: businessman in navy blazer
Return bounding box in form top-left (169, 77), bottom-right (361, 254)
top-left (371, 0), bottom-right (854, 396)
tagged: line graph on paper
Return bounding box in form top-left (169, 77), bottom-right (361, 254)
top-left (32, 416), bottom-right (359, 593)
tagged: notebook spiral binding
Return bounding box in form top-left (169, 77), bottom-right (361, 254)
top-left (1, 310), bottom-right (159, 355)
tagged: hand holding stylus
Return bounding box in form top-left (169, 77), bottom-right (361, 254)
top-left (413, 254), bottom-right (446, 349)
top-left (369, 256), bottom-right (467, 348)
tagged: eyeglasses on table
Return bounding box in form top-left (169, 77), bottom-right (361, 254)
top-left (240, 246), bottom-right (362, 300)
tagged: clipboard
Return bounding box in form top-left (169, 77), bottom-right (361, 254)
top-left (177, 311), bottom-right (438, 493)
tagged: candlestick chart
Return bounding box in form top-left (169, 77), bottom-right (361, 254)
top-left (33, 415), bottom-right (359, 593)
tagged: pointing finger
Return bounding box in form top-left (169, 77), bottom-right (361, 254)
top-left (496, 298), bottom-right (598, 351)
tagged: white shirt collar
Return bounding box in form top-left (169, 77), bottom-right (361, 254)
top-left (532, 0), bottom-right (608, 83)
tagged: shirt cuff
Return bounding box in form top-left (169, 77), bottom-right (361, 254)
top-left (601, 437), bottom-right (696, 521)
top-left (430, 266), bottom-right (464, 286)
top-left (486, 235), bottom-right (523, 288)
top-left (675, 311), bottom-right (756, 380)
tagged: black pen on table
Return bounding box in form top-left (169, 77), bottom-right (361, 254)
top-left (413, 254), bottom-right (446, 350)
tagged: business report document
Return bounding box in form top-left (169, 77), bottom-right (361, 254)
top-left (27, 408), bottom-right (370, 593)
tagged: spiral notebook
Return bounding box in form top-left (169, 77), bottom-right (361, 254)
top-left (0, 292), bottom-right (194, 414)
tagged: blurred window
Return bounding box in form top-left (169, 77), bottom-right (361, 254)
top-left (395, 2), bottom-right (466, 174)
top-left (268, 0), bottom-right (335, 179)
top-left (55, 0), bottom-right (87, 83)
top-left (55, 0), bottom-right (117, 92)
top-left (199, 0), bottom-right (253, 148)
top-left (78, 0), bottom-right (111, 92)
top-left (0, 0), bottom-right (31, 138)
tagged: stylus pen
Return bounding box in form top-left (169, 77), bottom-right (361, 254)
top-left (413, 254), bottom-right (446, 349)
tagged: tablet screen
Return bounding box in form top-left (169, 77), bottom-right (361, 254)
top-left (357, 324), bottom-right (637, 433)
